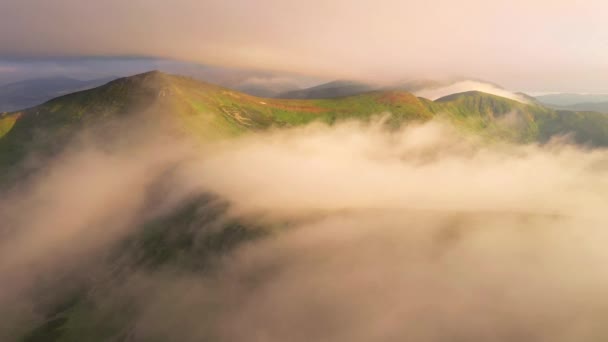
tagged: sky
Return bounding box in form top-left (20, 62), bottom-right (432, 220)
top-left (1, 0), bottom-right (608, 92)
top-left (0, 57), bottom-right (321, 90)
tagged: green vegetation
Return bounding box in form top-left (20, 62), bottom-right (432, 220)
top-left (5, 71), bottom-right (608, 341)
top-left (427, 91), bottom-right (547, 142)
top-left (534, 109), bottom-right (608, 145)
top-left (0, 72), bottom-right (434, 175)
top-left (2, 70), bottom-right (608, 180)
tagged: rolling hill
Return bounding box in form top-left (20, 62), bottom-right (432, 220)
top-left (429, 91), bottom-right (608, 145)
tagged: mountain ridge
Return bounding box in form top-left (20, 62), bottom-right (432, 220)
top-left (3, 71), bottom-right (608, 177)
top-left (277, 80), bottom-right (377, 99)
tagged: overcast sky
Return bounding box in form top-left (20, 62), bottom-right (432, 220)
top-left (1, 0), bottom-right (608, 92)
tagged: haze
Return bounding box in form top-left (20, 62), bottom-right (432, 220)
top-left (1, 0), bottom-right (608, 92)
top-left (4, 117), bottom-right (608, 340)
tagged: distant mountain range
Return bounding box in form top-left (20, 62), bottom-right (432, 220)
top-left (535, 93), bottom-right (608, 113)
top-left (275, 79), bottom-right (449, 99)
top-left (0, 76), bottom-right (118, 112)
top-left (6, 73), bottom-right (608, 118)
top-left (0, 73), bottom-right (541, 113)
top-left (276, 78), bottom-right (531, 104)
top-left (232, 79), bottom-right (303, 98)
top-left (277, 80), bottom-right (377, 99)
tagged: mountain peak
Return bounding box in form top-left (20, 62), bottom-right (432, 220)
top-left (115, 70), bottom-right (169, 84)
top-left (278, 79), bottom-right (376, 99)
top-left (136, 70), bottom-right (166, 77)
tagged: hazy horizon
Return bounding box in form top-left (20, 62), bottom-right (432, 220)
top-left (2, 0), bottom-right (608, 93)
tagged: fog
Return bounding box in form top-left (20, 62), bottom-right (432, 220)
top-left (2, 117), bottom-right (608, 340)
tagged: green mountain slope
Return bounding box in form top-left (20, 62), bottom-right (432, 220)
top-left (429, 91), bottom-right (608, 145)
top-left (4, 72), bottom-right (608, 341)
top-left (0, 71), bottom-right (434, 174)
top-left (2, 71), bottom-right (608, 176)
top-left (428, 91), bottom-right (545, 142)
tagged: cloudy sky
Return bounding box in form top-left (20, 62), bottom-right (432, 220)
top-left (1, 0), bottom-right (608, 92)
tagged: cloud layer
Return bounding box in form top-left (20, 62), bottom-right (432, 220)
top-left (2, 0), bottom-right (608, 91)
top-left (3, 117), bottom-right (608, 340)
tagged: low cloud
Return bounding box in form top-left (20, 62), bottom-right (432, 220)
top-left (2, 116), bottom-right (608, 340)
top-left (414, 80), bottom-right (530, 103)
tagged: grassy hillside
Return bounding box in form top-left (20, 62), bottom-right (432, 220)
top-left (428, 91), bottom-right (547, 142)
top-left (3, 71), bottom-right (608, 176)
top-left (0, 72), bottom-right (435, 175)
top-left (426, 91), bottom-right (608, 145)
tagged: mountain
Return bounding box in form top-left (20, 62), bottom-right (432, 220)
top-left (4, 71), bottom-right (608, 341)
top-left (0, 73), bottom-right (435, 340)
top-left (0, 76), bottom-right (118, 112)
top-left (0, 71), bottom-right (435, 176)
top-left (277, 80), bottom-right (377, 99)
top-left (535, 93), bottom-right (608, 107)
top-left (276, 78), bottom-right (531, 106)
top-left (428, 91), bottom-right (544, 141)
top-left (433, 91), bottom-right (608, 145)
top-left (276, 79), bottom-right (445, 100)
top-left (4, 71), bottom-right (608, 179)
